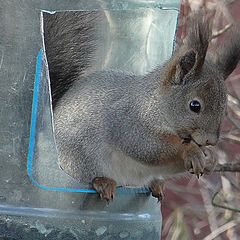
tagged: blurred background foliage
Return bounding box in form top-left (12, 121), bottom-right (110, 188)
top-left (162, 0), bottom-right (240, 239)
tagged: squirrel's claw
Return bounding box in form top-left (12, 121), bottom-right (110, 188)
top-left (189, 169), bottom-right (203, 179)
top-left (150, 179), bottom-right (165, 202)
top-left (186, 146), bottom-right (216, 178)
top-left (92, 177), bottom-right (117, 202)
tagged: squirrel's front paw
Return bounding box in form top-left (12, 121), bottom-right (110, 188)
top-left (92, 177), bottom-right (116, 202)
top-left (183, 144), bottom-right (206, 178)
top-left (183, 144), bottom-right (216, 177)
top-left (150, 179), bottom-right (165, 202)
top-left (201, 146), bottom-right (217, 174)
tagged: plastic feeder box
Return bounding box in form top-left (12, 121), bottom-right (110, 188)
top-left (0, 1), bottom-right (179, 239)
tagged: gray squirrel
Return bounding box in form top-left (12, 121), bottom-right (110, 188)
top-left (43, 11), bottom-right (240, 201)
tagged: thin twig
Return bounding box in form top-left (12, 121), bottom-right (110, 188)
top-left (212, 189), bottom-right (240, 212)
top-left (225, 114), bottom-right (240, 131)
top-left (212, 23), bottom-right (232, 38)
top-left (203, 220), bottom-right (239, 240)
top-left (221, 133), bottom-right (240, 145)
top-left (214, 162), bottom-right (240, 172)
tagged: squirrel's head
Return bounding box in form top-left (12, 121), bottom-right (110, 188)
top-left (163, 61), bottom-right (227, 146)
top-left (158, 12), bottom-right (240, 147)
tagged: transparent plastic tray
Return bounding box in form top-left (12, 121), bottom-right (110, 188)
top-left (0, 1), bottom-right (179, 238)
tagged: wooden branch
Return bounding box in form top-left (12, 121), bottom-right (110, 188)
top-left (212, 23), bottom-right (232, 38)
top-left (214, 162), bottom-right (240, 172)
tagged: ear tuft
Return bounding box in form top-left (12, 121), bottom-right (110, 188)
top-left (163, 11), bottom-right (212, 87)
top-left (184, 11), bottom-right (212, 73)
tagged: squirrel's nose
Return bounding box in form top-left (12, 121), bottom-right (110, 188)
top-left (206, 135), bottom-right (218, 146)
top-left (206, 129), bottom-right (220, 146)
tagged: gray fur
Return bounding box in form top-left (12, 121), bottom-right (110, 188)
top-left (45, 12), bottom-right (240, 187)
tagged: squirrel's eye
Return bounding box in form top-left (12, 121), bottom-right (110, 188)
top-left (189, 100), bottom-right (201, 113)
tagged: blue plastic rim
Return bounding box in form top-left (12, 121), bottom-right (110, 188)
top-left (28, 5), bottom-right (180, 195)
top-left (27, 49), bottom-right (150, 195)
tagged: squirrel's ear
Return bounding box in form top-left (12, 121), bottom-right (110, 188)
top-left (174, 50), bottom-right (197, 84)
top-left (166, 11), bottom-right (211, 86)
top-left (213, 26), bottom-right (240, 80)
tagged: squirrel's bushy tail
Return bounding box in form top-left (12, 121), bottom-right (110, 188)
top-left (43, 11), bottom-right (102, 108)
top-left (214, 24), bottom-right (240, 79)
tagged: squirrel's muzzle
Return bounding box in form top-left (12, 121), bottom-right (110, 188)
top-left (191, 130), bottom-right (219, 146)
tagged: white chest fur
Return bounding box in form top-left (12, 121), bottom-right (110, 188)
top-left (104, 146), bottom-right (179, 187)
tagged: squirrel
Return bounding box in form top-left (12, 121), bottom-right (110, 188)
top-left (43, 11), bottom-right (240, 201)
